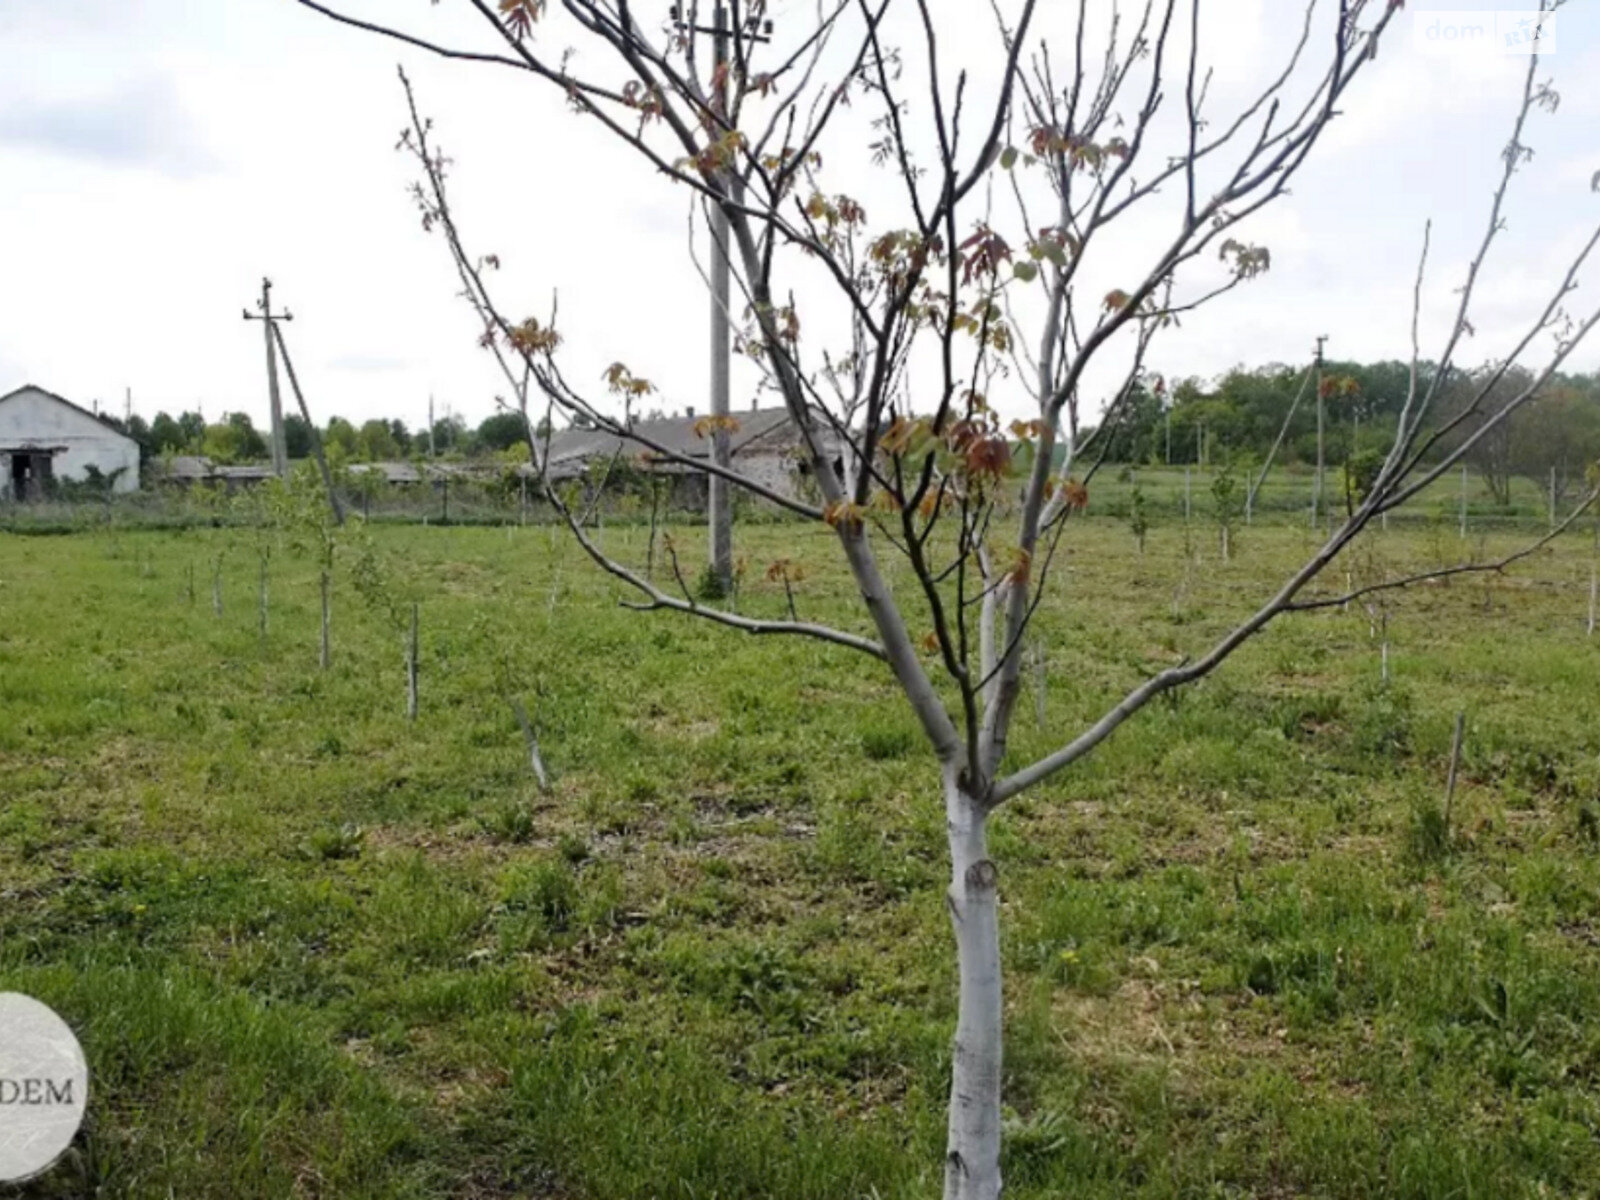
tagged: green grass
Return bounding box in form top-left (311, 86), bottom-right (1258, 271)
top-left (2, 510), bottom-right (1599, 1197)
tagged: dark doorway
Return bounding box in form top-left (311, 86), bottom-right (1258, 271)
top-left (7, 452), bottom-right (54, 502)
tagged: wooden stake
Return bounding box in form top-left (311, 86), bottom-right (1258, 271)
top-left (646, 477), bottom-right (661, 580)
top-left (319, 570), bottom-right (331, 670)
top-left (1459, 464), bottom-right (1468, 539)
top-left (1443, 711), bottom-right (1466, 843)
top-left (407, 602), bottom-right (420, 721)
top-left (1380, 610), bottom-right (1390, 685)
top-left (212, 555), bottom-right (223, 616)
top-left (1587, 562), bottom-right (1597, 638)
top-left (1032, 641), bottom-right (1047, 730)
top-left (258, 555), bottom-right (269, 642)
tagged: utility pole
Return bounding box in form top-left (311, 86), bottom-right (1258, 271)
top-left (428, 394), bottom-right (437, 457)
top-left (1312, 334), bottom-right (1328, 531)
top-left (672, 1), bottom-right (772, 594)
top-left (242, 278), bottom-right (291, 477)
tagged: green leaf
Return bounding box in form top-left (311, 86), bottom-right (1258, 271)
top-left (999, 146), bottom-right (1019, 171)
top-left (1012, 261), bottom-right (1039, 283)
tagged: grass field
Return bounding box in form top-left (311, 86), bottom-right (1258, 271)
top-left (3, 507), bottom-right (1600, 1198)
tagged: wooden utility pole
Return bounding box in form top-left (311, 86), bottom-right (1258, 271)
top-left (242, 278), bottom-right (291, 477)
top-left (1312, 335), bottom-right (1327, 531)
top-left (672, 1), bottom-right (772, 594)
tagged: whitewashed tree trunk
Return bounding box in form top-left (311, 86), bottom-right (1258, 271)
top-left (943, 767), bottom-right (1002, 1200)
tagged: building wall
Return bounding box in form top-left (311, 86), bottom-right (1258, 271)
top-left (735, 448), bottom-right (806, 502)
top-left (0, 388), bottom-right (140, 495)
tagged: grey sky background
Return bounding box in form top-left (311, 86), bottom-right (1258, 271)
top-left (0, 0), bottom-right (1595, 434)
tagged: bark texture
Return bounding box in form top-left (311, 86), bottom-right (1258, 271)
top-left (944, 768), bottom-right (1002, 1200)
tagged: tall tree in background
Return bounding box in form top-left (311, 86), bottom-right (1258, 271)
top-left (284, 413), bottom-right (315, 459)
top-left (296, 1), bottom-right (1593, 1195)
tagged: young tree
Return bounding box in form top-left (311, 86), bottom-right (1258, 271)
top-left (297, 2), bottom-right (1595, 1195)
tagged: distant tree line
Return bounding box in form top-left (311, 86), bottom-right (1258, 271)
top-left (1092, 359), bottom-right (1600, 503)
top-left (96, 407), bottom-right (544, 470)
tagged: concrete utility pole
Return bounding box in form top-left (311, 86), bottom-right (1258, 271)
top-left (672, 1), bottom-right (772, 593)
top-left (428, 394), bottom-right (437, 457)
top-left (1312, 334), bottom-right (1328, 531)
top-left (242, 278), bottom-right (292, 477)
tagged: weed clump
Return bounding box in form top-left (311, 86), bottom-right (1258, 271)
top-left (306, 823), bottom-right (364, 861)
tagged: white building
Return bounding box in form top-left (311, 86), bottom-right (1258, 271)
top-left (0, 385), bottom-right (141, 499)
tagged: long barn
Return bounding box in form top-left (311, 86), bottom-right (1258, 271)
top-left (0, 385), bottom-right (140, 499)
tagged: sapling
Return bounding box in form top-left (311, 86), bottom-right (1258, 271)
top-left (349, 525), bottom-right (425, 717)
top-left (1211, 455), bottom-right (1244, 563)
top-left (1129, 473), bottom-right (1149, 558)
top-left (272, 465), bottom-right (344, 670)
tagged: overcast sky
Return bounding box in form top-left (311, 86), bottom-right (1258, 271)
top-left (1, 0), bottom-right (1596, 433)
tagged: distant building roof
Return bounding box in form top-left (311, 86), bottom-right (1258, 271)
top-left (164, 455), bottom-right (215, 479)
top-left (348, 460), bottom-right (423, 485)
top-left (540, 407), bottom-right (818, 479)
top-left (158, 456), bottom-right (277, 483)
